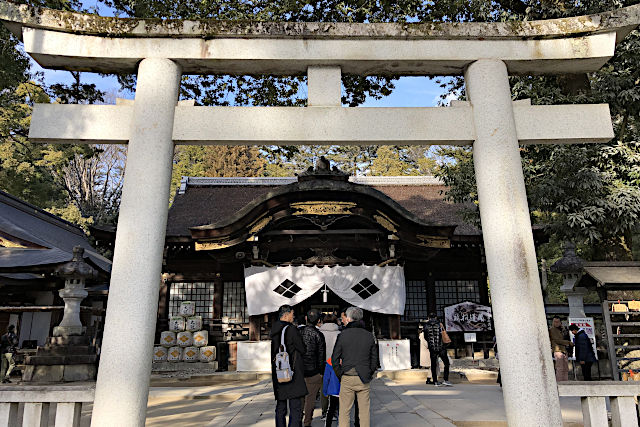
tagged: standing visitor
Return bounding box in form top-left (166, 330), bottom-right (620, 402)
top-left (336, 308), bottom-right (360, 426)
top-left (332, 307), bottom-right (378, 427)
top-left (272, 305), bottom-right (308, 427)
top-left (320, 314), bottom-right (341, 425)
top-left (339, 308), bottom-right (349, 331)
top-left (423, 313), bottom-right (452, 387)
top-left (569, 324), bottom-right (596, 381)
top-left (301, 309), bottom-right (326, 427)
top-left (0, 325), bottom-right (18, 383)
top-left (549, 316), bottom-right (572, 382)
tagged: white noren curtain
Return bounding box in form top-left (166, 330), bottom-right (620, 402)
top-left (243, 265), bottom-right (405, 316)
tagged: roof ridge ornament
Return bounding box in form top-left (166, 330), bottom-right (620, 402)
top-left (297, 156), bottom-right (349, 182)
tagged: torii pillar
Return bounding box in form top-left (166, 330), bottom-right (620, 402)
top-left (466, 59), bottom-right (561, 423)
top-left (91, 58), bottom-right (182, 424)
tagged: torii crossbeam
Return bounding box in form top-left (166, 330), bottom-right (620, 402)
top-left (2, 2), bottom-right (639, 426)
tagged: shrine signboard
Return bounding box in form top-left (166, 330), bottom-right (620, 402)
top-left (444, 301), bottom-right (493, 332)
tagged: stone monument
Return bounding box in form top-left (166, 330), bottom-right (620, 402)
top-left (551, 242), bottom-right (587, 318)
top-left (22, 247), bottom-right (99, 382)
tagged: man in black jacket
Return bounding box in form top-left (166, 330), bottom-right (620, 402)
top-left (424, 313), bottom-right (452, 387)
top-left (272, 305), bottom-right (308, 427)
top-left (300, 309), bottom-right (326, 427)
top-left (569, 324), bottom-right (597, 381)
top-left (332, 307), bottom-right (378, 427)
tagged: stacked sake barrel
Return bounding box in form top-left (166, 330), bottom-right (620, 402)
top-left (153, 301), bottom-right (216, 363)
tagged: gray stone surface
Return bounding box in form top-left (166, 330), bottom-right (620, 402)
top-left (18, 27), bottom-right (619, 74)
top-left (63, 365), bottom-right (96, 382)
top-left (1, 1), bottom-right (638, 41)
top-left (91, 58), bottom-right (182, 427)
top-left (465, 59), bottom-right (562, 426)
top-left (29, 102), bottom-right (614, 146)
top-left (29, 365), bottom-right (65, 383)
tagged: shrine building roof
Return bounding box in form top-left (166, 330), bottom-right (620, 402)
top-left (167, 175), bottom-right (480, 239)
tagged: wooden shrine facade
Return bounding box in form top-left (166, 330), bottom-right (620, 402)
top-left (146, 165), bottom-right (543, 356)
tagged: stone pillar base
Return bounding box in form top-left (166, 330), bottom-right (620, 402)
top-left (22, 364), bottom-right (96, 383)
top-left (22, 335), bottom-right (97, 383)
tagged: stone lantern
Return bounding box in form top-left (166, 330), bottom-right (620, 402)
top-left (22, 246), bottom-right (99, 382)
top-left (550, 242), bottom-right (587, 318)
top-left (53, 246), bottom-right (97, 336)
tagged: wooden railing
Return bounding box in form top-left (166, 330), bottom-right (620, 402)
top-left (0, 385), bottom-right (94, 427)
top-left (558, 381), bottom-right (640, 427)
top-left (2, 381), bottom-right (639, 426)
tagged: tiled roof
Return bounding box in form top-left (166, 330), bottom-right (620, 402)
top-left (0, 190), bottom-right (111, 273)
top-left (167, 176), bottom-right (478, 237)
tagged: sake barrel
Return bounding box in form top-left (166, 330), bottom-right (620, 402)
top-left (183, 346), bottom-right (199, 362)
top-left (167, 346), bottom-right (182, 362)
top-left (179, 301), bottom-right (196, 317)
top-left (193, 330), bottom-right (208, 347)
top-left (169, 316), bottom-right (185, 332)
top-left (177, 331), bottom-right (193, 347)
top-left (200, 346), bottom-right (216, 363)
top-left (160, 331), bottom-right (176, 347)
top-left (186, 316), bottom-right (203, 332)
top-left (153, 346), bottom-right (167, 362)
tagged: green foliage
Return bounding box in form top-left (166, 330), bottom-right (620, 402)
top-left (0, 1), bottom-right (113, 226)
top-left (170, 145), bottom-right (267, 202)
top-left (47, 204), bottom-right (94, 232)
top-left (370, 146), bottom-right (436, 176)
top-left (434, 2), bottom-right (640, 261)
top-left (0, 81), bottom-right (67, 206)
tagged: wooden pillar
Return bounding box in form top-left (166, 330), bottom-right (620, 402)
top-left (427, 273), bottom-right (436, 316)
top-left (388, 314), bottom-right (401, 339)
top-left (213, 277), bottom-right (223, 319)
top-left (157, 277), bottom-right (170, 319)
top-left (478, 271), bottom-right (490, 306)
top-left (249, 315), bottom-right (262, 341)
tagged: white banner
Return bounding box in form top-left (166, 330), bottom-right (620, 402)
top-left (243, 265), bottom-right (406, 315)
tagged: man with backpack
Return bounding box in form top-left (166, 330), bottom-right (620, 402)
top-left (271, 305), bottom-right (308, 427)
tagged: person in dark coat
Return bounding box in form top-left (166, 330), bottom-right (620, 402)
top-left (423, 312), bottom-right (452, 386)
top-left (300, 309), bottom-right (326, 427)
top-left (272, 305), bottom-right (308, 427)
top-left (569, 324), bottom-right (597, 381)
top-left (332, 307), bottom-right (378, 427)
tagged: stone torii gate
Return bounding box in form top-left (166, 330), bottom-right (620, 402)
top-left (2, 2), bottom-right (639, 426)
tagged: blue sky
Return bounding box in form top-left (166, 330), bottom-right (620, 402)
top-left (34, 63), bottom-right (449, 107)
top-left (31, 1), bottom-right (451, 107)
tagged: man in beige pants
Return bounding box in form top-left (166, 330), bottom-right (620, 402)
top-left (331, 307), bottom-right (378, 427)
top-left (549, 316), bottom-right (572, 382)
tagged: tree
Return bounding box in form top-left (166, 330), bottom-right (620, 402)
top-left (433, 1), bottom-right (640, 261)
top-left (203, 145), bottom-right (266, 177)
top-left (0, 80), bottom-right (67, 207)
top-left (169, 145), bottom-right (267, 202)
top-left (0, 0), bottom-right (118, 229)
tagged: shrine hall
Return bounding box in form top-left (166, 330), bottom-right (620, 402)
top-left (109, 163), bottom-right (543, 366)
